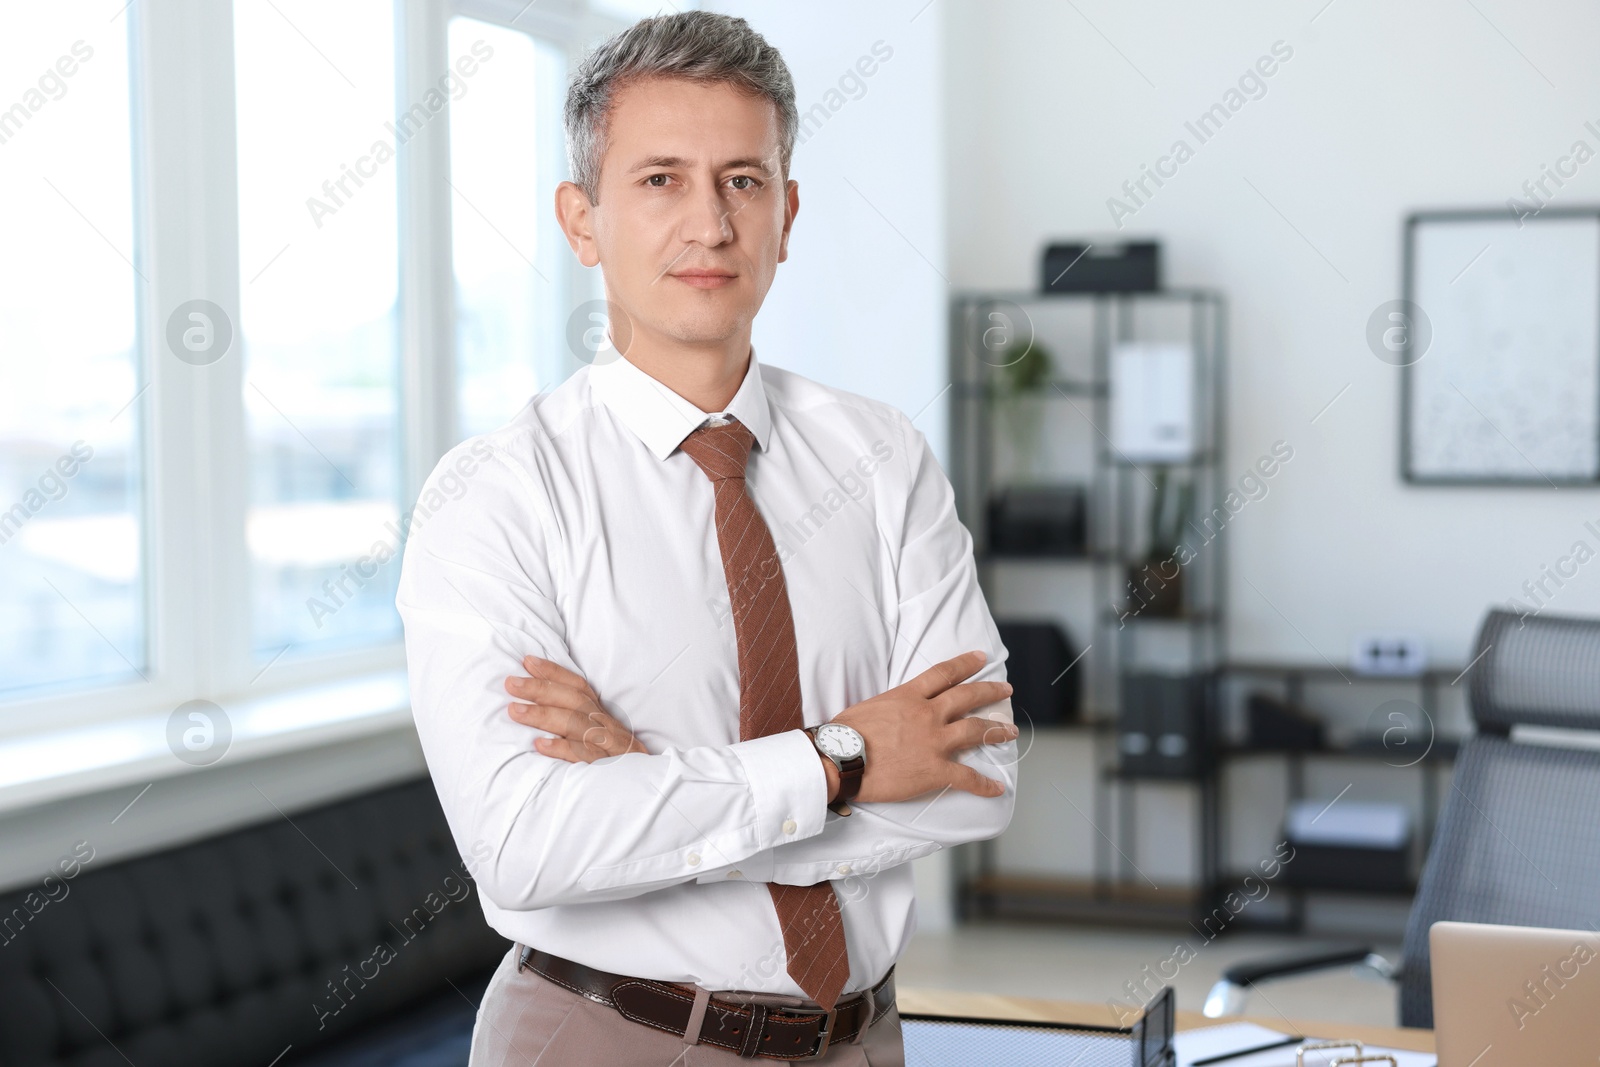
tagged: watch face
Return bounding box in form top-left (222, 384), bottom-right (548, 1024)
top-left (815, 722), bottom-right (864, 760)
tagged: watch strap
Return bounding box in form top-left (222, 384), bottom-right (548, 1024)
top-left (834, 753), bottom-right (864, 804)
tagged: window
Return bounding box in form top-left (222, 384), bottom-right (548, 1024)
top-left (0, 4), bottom-right (142, 699)
top-left (0, 0), bottom-right (629, 734)
top-left (234, 0), bottom-right (403, 660)
top-left (449, 17), bottom-right (570, 440)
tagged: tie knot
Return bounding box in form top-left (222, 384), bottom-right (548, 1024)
top-left (679, 419), bottom-right (755, 481)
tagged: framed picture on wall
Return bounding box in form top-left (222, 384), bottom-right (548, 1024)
top-left (1401, 207), bottom-right (1600, 485)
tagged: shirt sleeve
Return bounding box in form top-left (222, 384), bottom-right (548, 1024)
top-left (397, 436), bottom-right (829, 911)
top-left (693, 413), bottom-right (1018, 889)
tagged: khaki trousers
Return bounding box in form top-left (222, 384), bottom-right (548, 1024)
top-left (468, 946), bottom-right (906, 1066)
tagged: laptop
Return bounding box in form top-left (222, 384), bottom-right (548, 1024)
top-left (1431, 920), bottom-right (1600, 1066)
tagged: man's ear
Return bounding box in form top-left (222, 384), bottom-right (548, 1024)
top-left (777, 178), bottom-right (800, 264)
top-left (555, 180), bottom-right (601, 268)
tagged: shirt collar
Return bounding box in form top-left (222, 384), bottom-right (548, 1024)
top-left (590, 348), bottom-right (773, 461)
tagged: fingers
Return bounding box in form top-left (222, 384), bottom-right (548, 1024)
top-left (506, 672), bottom-right (596, 714)
top-left (904, 651), bottom-right (987, 700)
top-left (934, 680), bottom-right (1014, 722)
top-left (510, 701), bottom-right (632, 755)
top-left (506, 664), bottom-right (647, 759)
top-left (522, 655), bottom-right (600, 703)
top-left (945, 714), bottom-right (1019, 752)
top-left (532, 735), bottom-right (591, 763)
top-left (508, 700), bottom-right (588, 738)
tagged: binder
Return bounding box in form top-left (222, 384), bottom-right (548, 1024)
top-left (901, 985), bottom-right (1174, 1066)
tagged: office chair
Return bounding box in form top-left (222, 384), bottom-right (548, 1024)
top-left (1203, 608), bottom-right (1600, 1028)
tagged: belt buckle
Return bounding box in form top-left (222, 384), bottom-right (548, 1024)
top-left (783, 1004), bottom-right (838, 1059)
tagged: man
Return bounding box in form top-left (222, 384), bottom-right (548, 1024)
top-left (397, 11), bottom-right (1018, 1065)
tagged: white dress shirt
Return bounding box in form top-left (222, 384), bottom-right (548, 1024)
top-left (396, 350), bottom-right (1016, 998)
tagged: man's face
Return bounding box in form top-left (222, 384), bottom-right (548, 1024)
top-left (569, 75), bottom-right (797, 349)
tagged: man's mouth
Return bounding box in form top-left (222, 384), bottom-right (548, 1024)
top-left (669, 268), bottom-right (737, 290)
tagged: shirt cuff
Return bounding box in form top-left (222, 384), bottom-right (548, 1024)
top-left (694, 847), bottom-right (776, 885)
top-left (732, 729), bottom-right (828, 851)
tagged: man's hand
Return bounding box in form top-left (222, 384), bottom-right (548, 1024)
top-left (829, 650), bottom-right (1016, 804)
top-left (507, 650), bottom-right (1017, 805)
top-left (505, 656), bottom-right (647, 763)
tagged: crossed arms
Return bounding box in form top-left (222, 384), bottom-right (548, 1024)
top-left (396, 418), bottom-right (1018, 913)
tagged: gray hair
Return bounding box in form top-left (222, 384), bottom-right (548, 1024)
top-left (563, 11), bottom-right (797, 204)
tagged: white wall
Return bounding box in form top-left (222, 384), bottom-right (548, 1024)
top-left (707, 0), bottom-right (950, 461)
top-left (943, 0), bottom-right (1600, 664)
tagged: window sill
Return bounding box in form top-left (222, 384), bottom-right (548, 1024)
top-left (0, 671), bottom-right (414, 816)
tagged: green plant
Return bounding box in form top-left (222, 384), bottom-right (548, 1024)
top-left (996, 339), bottom-right (1053, 395)
top-left (990, 339), bottom-right (1054, 484)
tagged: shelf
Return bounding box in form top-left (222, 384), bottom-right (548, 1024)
top-left (1105, 769), bottom-right (1215, 785)
top-left (953, 286), bottom-right (1231, 927)
top-left (963, 874), bottom-right (1217, 927)
top-left (1103, 452), bottom-right (1220, 469)
top-left (1225, 662), bottom-right (1465, 683)
top-left (1276, 881), bottom-right (1419, 898)
top-left (1101, 609), bottom-right (1222, 625)
top-left (1221, 739), bottom-right (1462, 764)
top-left (955, 288), bottom-right (1224, 305)
top-left (1020, 719), bottom-right (1114, 734)
top-left (979, 551), bottom-right (1112, 566)
top-left (981, 551), bottom-right (1214, 568)
top-left (953, 380), bottom-right (1105, 399)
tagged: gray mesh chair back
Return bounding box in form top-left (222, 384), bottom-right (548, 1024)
top-left (1398, 609), bottom-right (1600, 1027)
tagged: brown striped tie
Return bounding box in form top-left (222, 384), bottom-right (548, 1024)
top-left (679, 417), bottom-right (851, 1011)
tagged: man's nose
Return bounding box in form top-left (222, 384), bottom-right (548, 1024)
top-left (680, 179), bottom-right (734, 246)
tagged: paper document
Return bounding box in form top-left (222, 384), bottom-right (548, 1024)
top-left (1175, 1021), bottom-right (1436, 1067)
top-left (900, 1017), bottom-right (1129, 1065)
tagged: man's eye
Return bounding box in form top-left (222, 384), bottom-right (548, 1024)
top-left (728, 175), bottom-right (758, 191)
top-left (646, 174), bottom-right (670, 187)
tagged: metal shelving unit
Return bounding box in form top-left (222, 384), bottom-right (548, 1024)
top-left (949, 289), bottom-right (1228, 924)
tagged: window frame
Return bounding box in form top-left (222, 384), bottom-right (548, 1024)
top-left (0, 0), bottom-right (622, 740)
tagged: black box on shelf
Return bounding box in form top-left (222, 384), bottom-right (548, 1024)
top-left (1041, 241), bottom-right (1161, 293)
top-left (1283, 845), bottom-right (1411, 893)
top-left (996, 621), bottom-right (1081, 725)
top-left (1282, 800), bottom-right (1412, 893)
top-left (1118, 672), bottom-right (1212, 779)
top-left (1245, 692), bottom-right (1324, 751)
top-left (986, 484), bottom-right (1087, 557)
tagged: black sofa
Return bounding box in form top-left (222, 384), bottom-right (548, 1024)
top-left (0, 778), bottom-right (509, 1067)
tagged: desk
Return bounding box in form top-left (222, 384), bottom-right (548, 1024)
top-left (898, 987), bottom-right (1435, 1055)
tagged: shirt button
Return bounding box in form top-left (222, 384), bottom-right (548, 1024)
top-left (727, 870), bottom-right (743, 879)
top-left (686, 852), bottom-right (701, 867)
top-left (782, 818), bottom-right (798, 835)
top-left (836, 863), bottom-right (851, 875)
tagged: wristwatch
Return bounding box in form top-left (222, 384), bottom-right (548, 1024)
top-left (806, 723), bottom-right (866, 817)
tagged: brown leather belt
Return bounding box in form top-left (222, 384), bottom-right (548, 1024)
top-left (516, 945), bottom-right (895, 1060)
